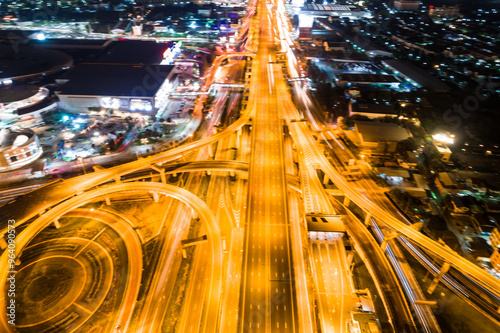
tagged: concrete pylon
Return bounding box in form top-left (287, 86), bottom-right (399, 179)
top-left (152, 192), bottom-right (160, 203)
top-left (53, 219), bottom-right (61, 229)
top-left (343, 197), bottom-right (350, 207)
top-left (380, 231), bottom-right (399, 251)
top-left (323, 173), bottom-right (329, 185)
top-left (427, 262), bottom-right (451, 294)
top-left (208, 144), bottom-right (214, 157)
top-left (151, 165), bottom-right (167, 184)
top-left (364, 213), bottom-right (372, 226)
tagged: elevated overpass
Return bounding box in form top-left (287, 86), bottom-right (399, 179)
top-left (0, 182), bottom-right (223, 333)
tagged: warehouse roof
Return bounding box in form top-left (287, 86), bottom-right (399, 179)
top-left (57, 63), bottom-right (174, 97)
top-left (355, 121), bottom-right (410, 143)
top-left (382, 59), bottom-right (450, 92)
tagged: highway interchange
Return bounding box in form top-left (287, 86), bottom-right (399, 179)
top-left (1, 0), bottom-right (500, 332)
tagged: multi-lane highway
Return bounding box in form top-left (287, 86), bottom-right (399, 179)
top-left (3, 0), bottom-right (500, 332)
top-left (238, 1), bottom-right (298, 331)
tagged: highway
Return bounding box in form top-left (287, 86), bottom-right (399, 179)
top-left (3, 0), bottom-right (500, 332)
top-left (322, 129), bottom-right (441, 332)
top-left (238, 0), bottom-right (297, 331)
top-left (0, 182), bottom-right (223, 333)
top-left (309, 233), bottom-right (358, 333)
top-left (2, 4), bottom-right (495, 302)
top-left (324, 127), bottom-right (500, 327)
top-left (329, 198), bottom-right (417, 332)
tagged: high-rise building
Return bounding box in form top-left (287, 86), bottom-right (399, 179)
top-left (392, 0), bottom-right (420, 12)
top-left (429, 5), bottom-right (460, 18)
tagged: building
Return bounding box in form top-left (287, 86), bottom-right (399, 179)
top-left (337, 74), bottom-right (400, 90)
top-left (348, 34), bottom-right (393, 59)
top-left (351, 103), bottom-right (398, 119)
top-left (429, 5), bottom-right (460, 18)
top-left (375, 166), bottom-right (411, 180)
top-left (0, 45), bottom-right (73, 84)
top-left (434, 142), bottom-right (452, 162)
top-left (56, 64), bottom-right (177, 115)
top-left (91, 40), bottom-right (174, 65)
top-left (299, 3), bottom-right (371, 27)
top-left (382, 59), bottom-right (450, 92)
top-left (396, 151), bottom-right (419, 170)
top-left (392, 0), bottom-right (421, 12)
top-left (353, 121), bottom-right (411, 157)
top-left (490, 228), bottom-right (500, 250)
top-left (323, 41), bottom-right (348, 52)
top-left (0, 85), bottom-right (52, 122)
top-left (491, 249), bottom-right (500, 273)
top-left (0, 128), bottom-right (43, 172)
top-left (437, 172), bottom-right (457, 188)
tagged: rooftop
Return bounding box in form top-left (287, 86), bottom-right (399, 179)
top-left (92, 40), bottom-right (173, 65)
top-left (57, 63), bottom-right (174, 97)
top-left (0, 129), bottom-right (34, 149)
top-left (0, 85), bottom-right (39, 103)
top-left (355, 121), bottom-right (411, 142)
top-left (375, 167), bottom-right (410, 178)
top-left (302, 4), bottom-right (364, 12)
top-left (352, 103), bottom-right (398, 116)
top-left (337, 73), bottom-right (399, 84)
top-left (382, 59), bottom-right (451, 92)
top-left (0, 45), bottom-right (73, 80)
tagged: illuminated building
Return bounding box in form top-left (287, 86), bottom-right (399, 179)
top-left (56, 64), bottom-right (177, 115)
top-left (428, 5), bottom-right (460, 18)
top-left (0, 128), bottom-right (43, 172)
top-left (392, 0), bottom-right (420, 12)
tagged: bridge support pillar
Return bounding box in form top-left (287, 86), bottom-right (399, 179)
top-left (380, 231), bottom-right (399, 251)
top-left (15, 258), bottom-right (21, 266)
top-left (151, 165), bottom-right (166, 184)
top-left (159, 169), bottom-right (166, 184)
top-left (192, 208), bottom-right (198, 220)
top-left (343, 197), bottom-right (350, 207)
top-left (0, 237), bottom-right (6, 250)
top-left (364, 213), bottom-right (372, 227)
top-left (105, 196), bottom-right (111, 206)
top-left (323, 173), bottom-right (329, 185)
top-left (152, 192), bottom-right (160, 203)
top-left (237, 129), bottom-right (242, 149)
top-left (427, 262), bottom-right (450, 295)
top-left (208, 144), bottom-right (214, 157)
top-left (53, 219), bottom-right (61, 229)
